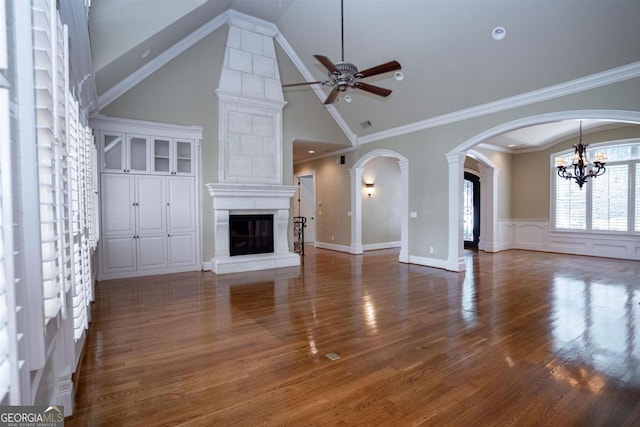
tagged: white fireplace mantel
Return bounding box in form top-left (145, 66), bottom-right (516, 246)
top-left (206, 183), bottom-right (300, 274)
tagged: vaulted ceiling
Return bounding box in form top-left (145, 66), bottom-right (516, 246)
top-left (88, 0), bottom-right (640, 160)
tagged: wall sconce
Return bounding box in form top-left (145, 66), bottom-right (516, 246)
top-left (365, 183), bottom-right (374, 196)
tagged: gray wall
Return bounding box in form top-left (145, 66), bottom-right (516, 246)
top-left (100, 21), bottom-right (640, 264)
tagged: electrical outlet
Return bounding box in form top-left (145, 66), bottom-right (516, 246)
top-left (331, 235), bottom-right (334, 241)
top-left (429, 246), bottom-right (434, 254)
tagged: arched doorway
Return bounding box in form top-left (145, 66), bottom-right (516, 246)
top-left (447, 109), bottom-right (640, 272)
top-left (350, 149), bottom-right (409, 262)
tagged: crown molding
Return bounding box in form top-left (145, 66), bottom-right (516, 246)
top-left (359, 61), bottom-right (640, 145)
top-left (89, 113), bottom-right (203, 139)
top-left (98, 8), bottom-right (280, 110)
top-left (293, 146), bottom-right (354, 165)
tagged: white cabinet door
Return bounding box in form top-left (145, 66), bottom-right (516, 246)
top-left (102, 235), bottom-right (136, 273)
top-left (136, 235), bottom-right (167, 270)
top-left (136, 175), bottom-right (166, 235)
top-left (167, 177), bottom-right (195, 233)
top-left (167, 234), bottom-right (196, 267)
top-left (173, 139), bottom-right (194, 175)
top-left (101, 132), bottom-right (126, 173)
top-left (101, 174), bottom-right (135, 236)
top-left (127, 134), bottom-right (150, 173)
top-left (151, 137), bottom-right (172, 174)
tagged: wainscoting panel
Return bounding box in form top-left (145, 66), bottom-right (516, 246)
top-left (496, 219), bottom-right (640, 261)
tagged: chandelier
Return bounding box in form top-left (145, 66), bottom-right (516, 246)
top-left (556, 121), bottom-right (607, 189)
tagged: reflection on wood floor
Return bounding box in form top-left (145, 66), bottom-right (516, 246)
top-left (67, 248), bottom-right (640, 426)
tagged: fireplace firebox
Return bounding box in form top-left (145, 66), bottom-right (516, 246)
top-left (229, 214), bottom-right (274, 256)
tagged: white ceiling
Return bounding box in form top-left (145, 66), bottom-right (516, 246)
top-left (88, 0), bottom-right (640, 161)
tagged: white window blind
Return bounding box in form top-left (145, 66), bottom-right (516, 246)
top-left (636, 163), bottom-right (640, 233)
top-left (592, 164), bottom-right (628, 232)
top-left (555, 175), bottom-right (586, 230)
top-left (0, 87), bottom-right (13, 404)
top-left (33, 0), bottom-right (64, 322)
top-left (67, 96), bottom-right (87, 340)
top-left (0, 0), bottom-right (19, 399)
top-left (553, 141), bottom-right (640, 234)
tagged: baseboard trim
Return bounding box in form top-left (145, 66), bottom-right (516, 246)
top-left (362, 241), bottom-right (401, 251)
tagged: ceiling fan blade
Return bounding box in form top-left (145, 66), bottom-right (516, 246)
top-left (282, 81), bottom-right (327, 87)
top-left (355, 60), bottom-right (401, 78)
top-left (314, 55), bottom-right (339, 74)
top-left (323, 87), bottom-right (340, 105)
top-left (355, 82), bottom-right (392, 97)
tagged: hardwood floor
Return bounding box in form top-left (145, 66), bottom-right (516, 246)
top-left (67, 248), bottom-right (640, 426)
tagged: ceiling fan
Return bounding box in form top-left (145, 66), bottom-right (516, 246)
top-left (282, 0), bottom-right (402, 105)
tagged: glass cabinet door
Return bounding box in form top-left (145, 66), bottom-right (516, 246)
top-left (102, 132), bottom-right (125, 172)
top-left (175, 140), bottom-right (193, 175)
top-left (152, 138), bottom-right (171, 174)
top-left (128, 135), bottom-right (149, 173)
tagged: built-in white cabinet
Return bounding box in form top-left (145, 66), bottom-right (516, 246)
top-left (100, 132), bottom-right (194, 176)
top-left (101, 132), bottom-right (151, 174)
top-left (152, 137), bottom-right (194, 175)
top-left (93, 116), bottom-right (202, 280)
top-left (100, 173), bottom-right (196, 275)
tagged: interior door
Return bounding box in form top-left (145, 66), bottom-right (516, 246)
top-left (298, 175), bottom-right (315, 244)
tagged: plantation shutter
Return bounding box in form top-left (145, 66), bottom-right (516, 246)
top-left (592, 164), bottom-right (628, 232)
top-left (0, 0), bottom-right (19, 402)
top-left (554, 176), bottom-right (586, 230)
top-left (33, 0), bottom-right (72, 322)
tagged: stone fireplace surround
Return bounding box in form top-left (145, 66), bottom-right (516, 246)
top-left (206, 184), bottom-right (299, 274)
top-left (205, 19), bottom-right (300, 274)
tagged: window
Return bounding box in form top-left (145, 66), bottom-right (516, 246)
top-left (0, 0), bottom-right (19, 401)
top-left (553, 141), bottom-right (640, 233)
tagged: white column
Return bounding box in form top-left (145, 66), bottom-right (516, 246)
top-left (479, 165), bottom-right (499, 252)
top-left (213, 209), bottom-right (229, 258)
top-left (446, 152), bottom-right (466, 272)
top-left (399, 159), bottom-right (409, 263)
top-left (349, 167), bottom-right (364, 254)
top-left (275, 209), bottom-right (290, 253)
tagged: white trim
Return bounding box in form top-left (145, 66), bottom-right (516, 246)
top-left (97, 264), bottom-right (202, 281)
top-left (448, 110), bottom-right (640, 274)
top-left (495, 219), bottom-right (640, 261)
top-left (360, 62), bottom-right (640, 145)
top-left (90, 114), bottom-right (203, 140)
top-left (98, 10), bottom-right (234, 109)
top-left (294, 146), bottom-right (354, 165)
top-left (351, 149), bottom-right (409, 262)
top-left (448, 110), bottom-right (640, 155)
top-left (408, 255), bottom-right (451, 271)
top-left (58, 0), bottom-right (97, 111)
top-left (314, 241), bottom-right (356, 254)
top-left (362, 241), bottom-right (401, 251)
top-left (274, 32), bottom-right (358, 147)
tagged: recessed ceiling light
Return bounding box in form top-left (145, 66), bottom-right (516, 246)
top-left (344, 95), bottom-right (352, 103)
top-left (394, 71), bottom-right (404, 81)
top-left (508, 144), bottom-right (516, 147)
top-left (492, 27), bottom-right (506, 41)
top-left (141, 49), bottom-right (151, 58)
